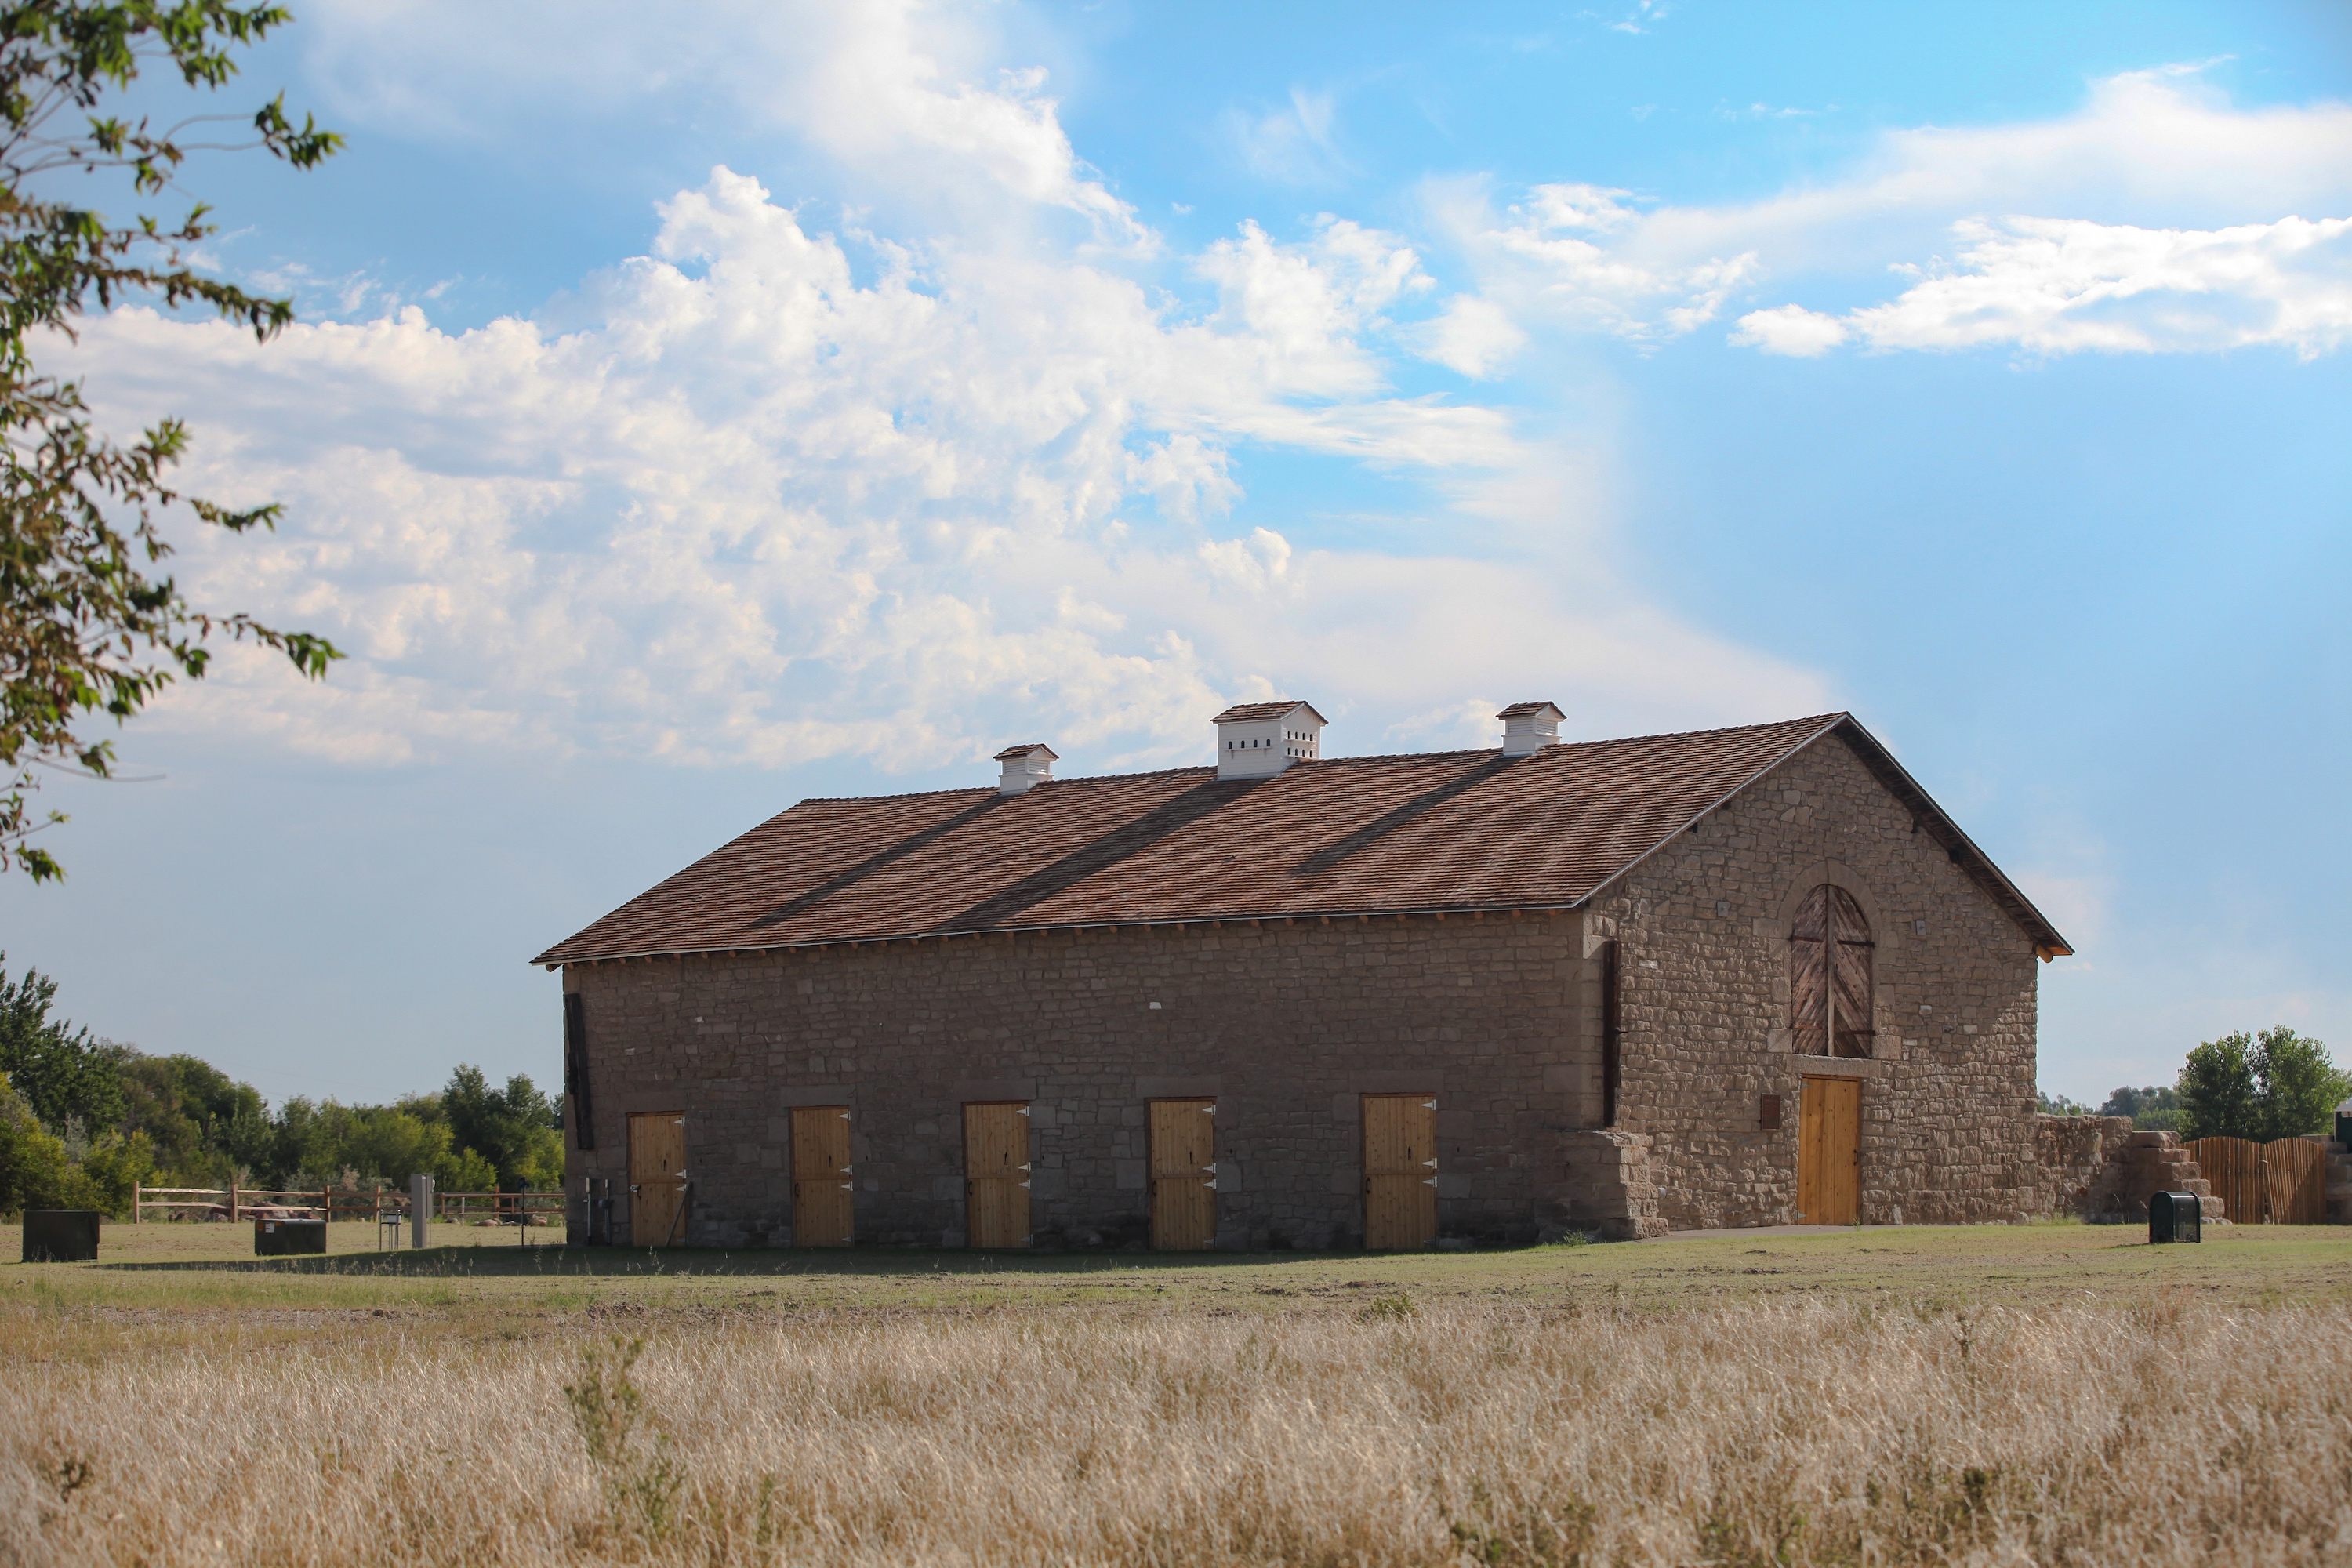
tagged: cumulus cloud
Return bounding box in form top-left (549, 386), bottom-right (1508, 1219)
top-left (1813, 213), bottom-right (2352, 358)
top-left (301, 0), bottom-right (1153, 249)
top-left (85, 167), bottom-right (1821, 776)
top-left (1730, 303), bottom-right (1849, 358)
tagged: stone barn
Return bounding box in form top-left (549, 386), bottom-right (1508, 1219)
top-left (534, 704), bottom-right (2071, 1247)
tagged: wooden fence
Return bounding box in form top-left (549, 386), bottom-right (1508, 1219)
top-left (2186, 1137), bottom-right (2329, 1225)
top-left (134, 1185), bottom-right (565, 1228)
top-left (2265, 1138), bottom-right (2328, 1225)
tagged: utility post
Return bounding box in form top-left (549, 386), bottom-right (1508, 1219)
top-left (409, 1172), bottom-right (435, 1250)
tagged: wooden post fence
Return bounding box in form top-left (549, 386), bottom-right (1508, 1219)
top-left (131, 1185), bottom-right (568, 1236)
top-left (2186, 1135), bottom-right (2334, 1226)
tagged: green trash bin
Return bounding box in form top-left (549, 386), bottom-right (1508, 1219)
top-left (253, 1218), bottom-right (328, 1257)
top-left (22, 1210), bottom-right (100, 1262)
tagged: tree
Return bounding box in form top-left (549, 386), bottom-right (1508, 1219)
top-left (2097, 1083), bottom-right (2182, 1133)
top-left (2, 1), bottom-right (341, 880)
top-left (2246, 1027), bottom-right (2350, 1142)
top-left (441, 1065), bottom-right (562, 1191)
top-left (2036, 1089), bottom-right (2092, 1116)
top-left (2176, 1027), bottom-right (2350, 1142)
top-left (112, 1046), bottom-right (269, 1178)
top-left (2179, 1033), bottom-right (2263, 1141)
top-left (0, 948), bottom-right (121, 1131)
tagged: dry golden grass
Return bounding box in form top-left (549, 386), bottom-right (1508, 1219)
top-left (5, 1288), bottom-right (2351, 1566)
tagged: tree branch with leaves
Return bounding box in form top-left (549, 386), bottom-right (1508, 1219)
top-left (1, 0), bottom-right (340, 879)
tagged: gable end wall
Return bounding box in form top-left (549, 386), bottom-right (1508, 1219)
top-left (1592, 732), bottom-right (2041, 1228)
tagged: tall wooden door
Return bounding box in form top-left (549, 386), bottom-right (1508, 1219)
top-left (627, 1112), bottom-right (688, 1246)
top-left (1149, 1098), bottom-right (1218, 1250)
top-left (1796, 1078), bottom-right (1860, 1225)
top-left (964, 1102), bottom-right (1032, 1248)
top-left (1362, 1094), bottom-right (1439, 1250)
top-left (791, 1105), bottom-right (854, 1247)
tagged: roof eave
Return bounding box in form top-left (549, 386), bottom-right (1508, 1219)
top-left (1826, 717), bottom-right (2072, 958)
top-left (534, 899), bottom-right (1591, 971)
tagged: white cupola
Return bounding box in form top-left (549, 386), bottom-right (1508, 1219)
top-left (993, 742), bottom-right (1058, 796)
top-left (1212, 700), bottom-right (1325, 780)
top-left (1497, 701), bottom-right (1563, 757)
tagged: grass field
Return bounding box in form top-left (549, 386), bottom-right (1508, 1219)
top-left (5, 1221), bottom-right (2350, 1564)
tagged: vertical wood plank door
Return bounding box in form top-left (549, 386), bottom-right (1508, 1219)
top-left (790, 1105), bottom-right (854, 1247)
top-left (1796, 1078), bottom-right (1860, 1225)
top-left (964, 1102), bottom-right (1032, 1248)
top-left (627, 1112), bottom-right (688, 1247)
top-left (1149, 1098), bottom-right (1218, 1250)
top-left (1362, 1094), bottom-right (1439, 1250)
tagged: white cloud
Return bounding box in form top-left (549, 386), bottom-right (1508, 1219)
top-left (1222, 87), bottom-right (1350, 186)
top-left (301, 0), bottom-right (1153, 249)
top-left (1828, 213), bottom-right (2352, 358)
top-left (83, 166), bottom-right (1822, 777)
top-left (1730, 303), bottom-right (1849, 358)
top-left (1431, 178), bottom-right (1759, 343)
top-left (1433, 67), bottom-right (2352, 354)
top-left (1410, 295), bottom-right (1530, 378)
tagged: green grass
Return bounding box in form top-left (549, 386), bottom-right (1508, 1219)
top-left (5, 1218), bottom-right (2347, 1348)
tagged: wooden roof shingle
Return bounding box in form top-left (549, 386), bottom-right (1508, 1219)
top-left (532, 713), bottom-right (2071, 966)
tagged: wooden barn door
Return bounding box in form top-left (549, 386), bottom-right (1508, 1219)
top-left (1796, 1078), bottom-right (1860, 1225)
top-left (964, 1102), bottom-right (1032, 1248)
top-left (2187, 1138), bottom-right (2266, 1225)
top-left (790, 1105), bottom-right (854, 1247)
top-left (1149, 1098), bottom-right (1217, 1250)
top-left (1362, 1094), bottom-right (1439, 1250)
top-left (627, 1112), bottom-right (688, 1246)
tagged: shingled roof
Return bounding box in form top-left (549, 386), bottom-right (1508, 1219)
top-left (532, 713), bottom-right (2070, 967)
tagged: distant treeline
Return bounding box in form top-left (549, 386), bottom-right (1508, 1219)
top-left (2040, 1025), bottom-right (2348, 1142)
top-left (1, 953), bottom-right (560, 1218)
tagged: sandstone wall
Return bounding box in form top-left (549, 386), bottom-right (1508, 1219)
top-left (1588, 732), bottom-right (2045, 1229)
top-left (563, 914), bottom-right (1601, 1249)
top-left (564, 728), bottom-right (2055, 1246)
top-left (2034, 1113), bottom-right (2137, 1217)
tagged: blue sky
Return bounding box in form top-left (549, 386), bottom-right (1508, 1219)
top-left (6, 1), bottom-right (2348, 1106)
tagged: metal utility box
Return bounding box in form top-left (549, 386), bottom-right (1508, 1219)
top-left (21, 1210), bottom-right (101, 1262)
top-left (2148, 1190), bottom-right (2202, 1244)
top-left (253, 1218), bottom-right (328, 1257)
top-left (2337, 1098), bottom-right (2351, 1151)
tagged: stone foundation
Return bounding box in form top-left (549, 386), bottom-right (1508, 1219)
top-left (1557, 1131), bottom-right (1668, 1240)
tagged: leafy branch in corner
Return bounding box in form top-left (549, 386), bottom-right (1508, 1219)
top-left (0, 1), bottom-right (343, 880)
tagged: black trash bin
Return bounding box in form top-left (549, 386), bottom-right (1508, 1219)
top-left (22, 1210), bottom-right (101, 1262)
top-left (253, 1217), bottom-right (328, 1257)
top-left (2336, 1098), bottom-right (2350, 1151)
top-left (2148, 1190), bottom-right (2202, 1244)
